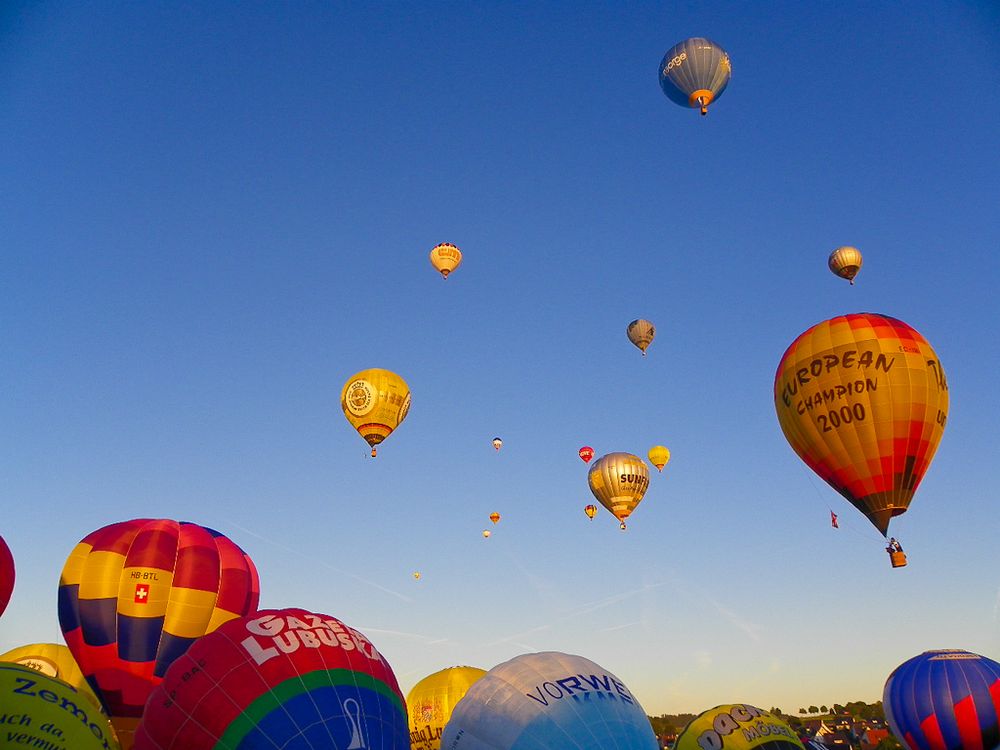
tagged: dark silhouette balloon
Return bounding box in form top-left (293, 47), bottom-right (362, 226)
top-left (0, 534), bottom-right (13, 619)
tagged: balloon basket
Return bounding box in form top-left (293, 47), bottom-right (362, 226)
top-left (889, 551), bottom-right (907, 568)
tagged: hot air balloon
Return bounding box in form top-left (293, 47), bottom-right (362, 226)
top-left (0, 533), bottom-right (13, 619)
top-left (774, 314), bottom-right (948, 550)
top-left (884, 650), bottom-right (1000, 750)
top-left (134, 608), bottom-right (409, 750)
top-left (439, 651), bottom-right (659, 750)
top-left (579, 446), bottom-right (594, 464)
top-left (648, 445), bottom-right (671, 472)
top-left (482, 530), bottom-right (491, 539)
top-left (413, 571), bottom-right (422, 580)
top-left (341, 368), bottom-right (411, 457)
top-left (829, 246), bottom-right (863, 284)
top-left (0, 663), bottom-right (121, 750)
top-left (587, 452), bottom-right (651, 530)
top-left (489, 512), bottom-right (501, 525)
top-left (430, 242), bottom-right (462, 279)
top-left (627, 319), bottom-right (655, 355)
top-left (407, 665), bottom-right (487, 750)
top-left (58, 518), bottom-right (260, 729)
top-left (658, 37), bottom-right (732, 116)
top-left (0, 642), bottom-right (103, 711)
top-left (675, 704), bottom-right (805, 750)
top-left (584, 504), bottom-right (598, 520)
top-left (492, 437), bottom-right (503, 451)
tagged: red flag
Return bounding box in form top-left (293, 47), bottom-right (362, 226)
top-left (830, 511), bottom-right (839, 528)
top-left (134, 583), bottom-right (150, 603)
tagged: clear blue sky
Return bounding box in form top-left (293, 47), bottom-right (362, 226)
top-left (1, 0), bottom-right (998, 717)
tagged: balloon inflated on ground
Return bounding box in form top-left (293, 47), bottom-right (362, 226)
top-left (439, 651), bottom-right (659, 750)
top-left (587, 452), bottom-right (651, 529)
top-left (0, 642), bottom-right (103, 711)
top-left (0, 534), bottom-right (12, 619)
top-left (407, 665), bottom-right (487, 750)
top-left (828, 246), bottom-right (863, 284)
top-left (430, 242), bottom-right (462, 279)
top-left (884, 649), bottom-right (1000, 750)
top-left (675, 704), bottom-right (805, 750)
top-left (658, 37), bottom-right (731, 115)
top-left (773, 313), bottom-right (948, 555)
top-left (135, 608), bottom-right (409, 749)
top-left (341, 368), bottom-right (411, 457)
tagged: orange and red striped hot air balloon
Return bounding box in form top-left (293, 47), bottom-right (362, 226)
top-left (57, 519), bottom-right (260, 731)
top-left (774, 313), bottom-right (948, 539)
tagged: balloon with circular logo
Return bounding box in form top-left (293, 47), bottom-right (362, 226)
top-left (828, 246), bottom-right (863, 285)
top-left (440, 651), bottom-right (658, 750)
top-left (675, 704), bottom-right (805, 750)
top-left (884, 649), bottom-right (1000, 750)
top-left (647, 445), bottom-right (671, 472)
top-left (587, 452), bottom-right (651, 529)
top-left (658, 37), bottom-right (732, 116)
top-left (58, 519), bottom-right (260, 722)
top-left (627, 319), bottom-right (655, 355)
top-left (430, 242), bottom-right (462, 279)
top-left (578, 446), bottom-right (594, 464)
top-left (407, 665), bottom-right (487, 750)
top-left (0, 642), bottom-right (103, 711)
top-left (0, 534), bottom-right (13, 619)
top-left (341, 368), bottom-right (411, 457)
top-left (0, 662), bottom-right (121, 750)
top-left (134, 607), bottom-right (409, 750)
top-left (774, 313), bottom-right (948, 538)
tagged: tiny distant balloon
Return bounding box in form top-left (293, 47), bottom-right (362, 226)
top-left (482, 530), bottom-right (491, 539)
top-left (579, 446), bottom-right (594, 463)
top-left (430, 242), bottom-right (462, 279)
top-left (341, 368), bottom-right (411, 457)
top-left (658, 37), bottom-right (732, 116)
top-left (675, 704), bottom-right (805, 750)
top-left (407, 665), bottom-right (487, 750)
top-left (647, 445), bottom-right (671, 471)
top-left (588, 452), bottom-right (650, 530)
top-left (489, 512), bottom-right (501, 525)
top-left (413, 571), bottom-right (421, 580)
top-left (584, 504), bottom-right (597, 520)
top-left (0, 534), bottom-right (13, 619)
top-left (828, 246), bottom-right (863, 284)
top-left (627, 319), bottom-right (655, 355)
top-left (492, 437), bottom-right (503, 451)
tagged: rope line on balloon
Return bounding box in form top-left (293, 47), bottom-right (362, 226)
top-left (796, 462), bottom-right (886, 544)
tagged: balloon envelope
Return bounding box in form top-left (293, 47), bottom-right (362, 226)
top-left (407, 665), bottom-right (487, 750)
top-left (829, 246), bottom-right (863, 284)
top-left (647, 445), bottom-right (671, 471)
top-left (884, 649), bottom-right (1000, 750)
top-left (584, 504), bottom-right (597, 520)
top-left (0, 534), bottom-right (12, 618)
top-left (0, 662), bottom-right (120, 750)
top-left (627, 319), bottom-right (655, 355)
top-left (675, 704), bottom-right (805, 750)
top-left (587, 452), bottom-right (651, 529)
top-left (430, 242), bottom-right (462, 279)
top-left (58, 518), bottom-right (260, 718)
top-left (774, 313), bottom-right (948, 535)
top-left (493, 437), bottom-right (503, 451)
top-left (0, 642), bottom-right (102, 710)
top-left (341, 368), bottom-right (411, 456)
top-left (490, 512), bottom-right (501, 525)
top-left (658, 37), bottom-right (732, 115)
top-left (579, 446), bottom-right (594, 463)
top-left (440, 651), bottom-right (658, 750)
top-left (135, 607), bottom-right (409, 750)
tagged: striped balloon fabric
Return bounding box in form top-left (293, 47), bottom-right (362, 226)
top-left (884, 649), bottom-right (1000, 750)
top-left (58, 518), bottom-right (260, 718)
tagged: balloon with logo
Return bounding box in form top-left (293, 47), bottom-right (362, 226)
top-left (884, 649), bottom-right (1000, 750)
top-left (0, 642), bottom-right (103, 711)
top-left (774, 313), bottom-right (948, 539)
top-left (658, 37), bottom-right (732, 116)
top-left (627, 319), bottom-right (655, 355)
top-left (407, 665), bottom-right (487, 750)
top-left (0, 663), bottom-right (121, 750)
top-left (675, 704), bottom-right (805, 750)
top-left (0, 533), bottom-right (12, 618)
top-left (134, 608), bottom-right (409, 750)
top-left (440, 651), bottom-right (658, 750)
top-left (58, 518), bottom-right (260, 726)
top-left (492, 437), bottom-right (503, 451)
top-left (828, 246), bottom-right (863, 285)
top-left (584, 504), bottom-right (597, 520)
top-left (341, 368), bottom-right (412, 457)
top-left (578, 446), bottom-right (594, 464)
top-left (647, 445), bottom-right (671, 472)
top-left (588, 452), bottom-right (650, 529)
top-left (430, 242), bottom-right (462, 279)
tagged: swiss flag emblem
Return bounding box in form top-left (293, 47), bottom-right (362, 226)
top-left (134, 583), bottom-right (149, 604)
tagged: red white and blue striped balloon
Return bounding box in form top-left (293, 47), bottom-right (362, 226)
top-left (884, 650), bottom-right (1000, 750)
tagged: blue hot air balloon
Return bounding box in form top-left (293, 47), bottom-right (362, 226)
top-left (658, 37), bottom-right (732, 115)
top-left (884, 649), bottom-right (1000, 750)
top-left (440, 651), bottom-right (658, 750)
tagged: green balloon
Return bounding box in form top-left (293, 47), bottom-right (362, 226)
top-left (0, 662), bottom-right (120, 750)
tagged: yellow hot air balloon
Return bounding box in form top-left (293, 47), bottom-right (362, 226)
top-left (341, 368), bottom-right (411, 457)
top-left (587, 452), bottom-right (650, 530)
top-left (584, 504), bottom-right (597, 520)
top-left (482, 529), bottom-right (491, 539)
top-left (627, 319), bottom-right (655, 355)
top-left (774, 313), bottom-right (948, 540)
top-left (0, 643), bottom-right (103, 711)
top-left (647, 445), bottom-right (671, 472)
top-left (829, 245), bottom-right (863, 284)
top-left (489, 512), bottom-right (500, 525)
top-left (429, 243), bottom-right (462, 279)
top-left (675, 704), bottom-right (805, 750)
top-left (406, 666), bottom-right (487, 750)
top-left (413, 571), bottom-right (421, 580)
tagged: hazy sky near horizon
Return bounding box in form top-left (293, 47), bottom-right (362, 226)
top-left (2, 1), bottom-right (999, 717)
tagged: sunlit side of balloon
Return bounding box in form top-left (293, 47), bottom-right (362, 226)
top-left (658, 37), bottom-right (731, 115)
top-left (341, 368), bottom-right (411, 457)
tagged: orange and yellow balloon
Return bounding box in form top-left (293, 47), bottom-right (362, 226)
top-left (0, 643), bottom-right (103, 711)
top-left (626, 319), bottom-right (655, 355)
top-left (584, 504), bottom-right (597, 520)
top-left (489, 512), bottom-right (501, 525)
top-left (647, 445), bottom-right (670, 472)
top-left (587, 452), bottom-right (651, 530)
top-left (774, 313), bottom-right (948, 536)
top-left (406, 666), bottom-right (487, 750)
top-left (430, 243), bottom-right (462, 279)
top-left (341, 368), bottom-right (411, 457)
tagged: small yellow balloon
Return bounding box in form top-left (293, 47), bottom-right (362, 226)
top-left (430, 243), bottom-right (462, 279)
top-left (413, 571), bottom-right (421, 580)
top-left (489, 512), bottom-right (500, 525)
top-left (647, 445), bottom-right (671, 471)
top-left (341, 368), bottom-right (411, 457)
top-left (482, 530), bottom-right (491, 539)
top-left (584, 504), bottom-right (597, 520)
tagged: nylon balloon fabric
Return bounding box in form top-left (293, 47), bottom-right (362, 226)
top-left (0, 534), bottom-right (13, 619)
top-left (675, 704), bottom-right (805, 750)
top-left (658, 37), bottom-right (731, 114)
top-left (439, 651), bottom-right (659, 750)
top-left (134, 607), bottom-right (409, 749)
top-left (57, 518), bottom-right (260, 718)
top-left (884, 650), bottom-right (1000, 750)
top-left (407, 665), bottom-right (487, 750)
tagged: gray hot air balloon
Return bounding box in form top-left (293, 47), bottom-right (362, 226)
top-left (658, 37), bottom-right (732, 115)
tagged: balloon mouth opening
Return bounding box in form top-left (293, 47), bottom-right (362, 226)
top-left (441, 270), bottom-right (450, 279)
top-left (688, 89), bottom-right (714, 115)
